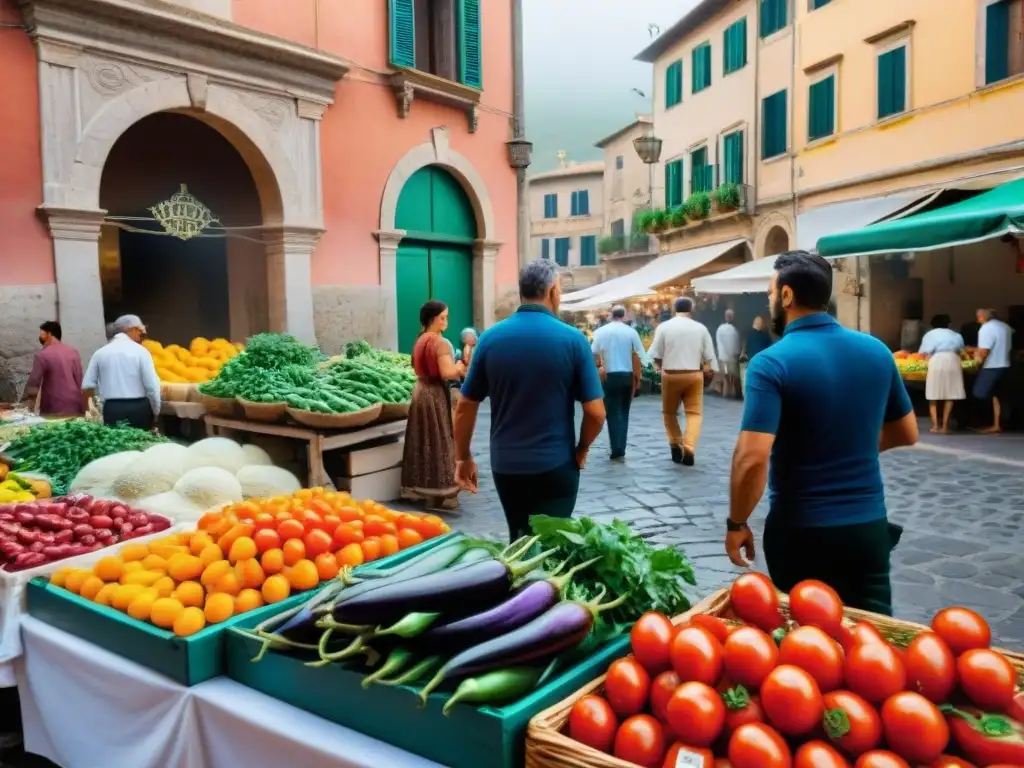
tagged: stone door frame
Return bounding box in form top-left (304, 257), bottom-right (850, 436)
top-left (19, 0), bottom-right (348, 359)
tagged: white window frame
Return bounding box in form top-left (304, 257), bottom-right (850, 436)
top-left (874, 35), bottom-right (912, 123)
top-left (807, 62), bottom-right (840, 143)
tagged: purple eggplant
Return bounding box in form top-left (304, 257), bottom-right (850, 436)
top-left (341, 536), bottom-right (470, 583)
top-left (415, 587), bottom-right (628, 707)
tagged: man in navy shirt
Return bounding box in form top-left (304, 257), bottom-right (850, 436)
top-left (726, 251), bottom-right (918, 615)
top-left (454, 259), bottom-right (606, 541)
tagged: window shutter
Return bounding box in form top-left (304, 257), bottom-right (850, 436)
top-left (811, 0), bottom-right (833, 8)
top-left (666, 61), bottom-right (683, 107)
top-left (457, 0), bottom-right (482, 89)
top-left (877, 47), bottom-right (907, 118)
top-left (724, 18), bottom-right (748, 74)
top-left (760, 0), bottom-right (786, 38)
top-left (388, 0), bottom-right (416, 69)
top-left (704, 44), bottom-right (712, 87)
top-left (581, 236), bottom-right (597, 266)
top-left (986, 0), bottom-right (1011, 84)
top-left (580, 190), bottom-right (590, 215)
top-left (761, 90), bottom-right (787, 159)
top-left (665, 160), bottom-right (683, 208)
top-left (541, 239), bottom-right (550, 259)
top-left (665, 162), bottom-right (672, 207)
top-left (570, 191), bottom-right (578, 217)
top-left (808, 75), bottom-right (835, 141)
top-left (724, 131), bottom-right (744, 184)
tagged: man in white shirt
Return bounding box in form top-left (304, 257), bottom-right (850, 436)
top-left (649, 296), bottom-right (719, 466)
top-left (972, 308), bottom-right (1014, 433)
top-left (591, 306), bottom-right (648, 460)
top-left (82, 314), bottom-right (161, 431)
top-left (715, 309), bottom-right (742, 399)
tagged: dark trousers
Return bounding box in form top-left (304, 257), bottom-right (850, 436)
top-left (763, 516), bottom-right (899, 616)
top-left (492, 460), bottom-right (580, 542)
top-left (603, 372), bottom-right (634, 458)
top-left (102, 398), bottom-right (155, 431)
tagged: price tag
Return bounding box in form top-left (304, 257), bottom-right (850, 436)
top-left (674, 749), bottom-right (708, 768)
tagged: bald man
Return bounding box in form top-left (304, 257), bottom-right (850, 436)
top-left (716, 309), bottom-right (741, 398)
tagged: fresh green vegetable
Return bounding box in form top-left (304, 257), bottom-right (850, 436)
top-left (442, 667), bottom-right (543, 716)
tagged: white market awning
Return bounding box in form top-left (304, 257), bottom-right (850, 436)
top-left (692, 256), bottom-right (780, 294)
top-left (795, 190), bottom-right (940, 251)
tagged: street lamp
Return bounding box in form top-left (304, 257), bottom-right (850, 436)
top-left (633, 134), bottom-right (662, 211)
top-left (506, 138), bottom-right (533, 170)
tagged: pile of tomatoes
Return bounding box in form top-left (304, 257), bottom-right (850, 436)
top-left (566, 573), bottom-right (1023, 768)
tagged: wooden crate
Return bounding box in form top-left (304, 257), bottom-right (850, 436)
top-left (525, 589), bottom-right (1024, 768)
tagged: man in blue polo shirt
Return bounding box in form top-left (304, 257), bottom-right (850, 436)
top-left (726, 251), bottom-right (918, 615)
top-left (454, 259), bottom-right (606, 541)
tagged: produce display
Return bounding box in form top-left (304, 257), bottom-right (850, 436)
top-left (562, 573), bottom-right (1023, 767)
top-left (0, 467), bottom-right (51, 503)
top-left (245, 515), bottom-right (696, 716)
top-left (5, 420), bottom-right (166, 496)
top-left (2, 495), bottom-right (172, 572)
top-left (894, 349), bottom-right (980, 376)
top-left (143, 337), bottom-right (243, 384)
top-left (198, 333), bottom-right (415, 413)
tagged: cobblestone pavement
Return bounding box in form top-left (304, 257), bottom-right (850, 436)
top-left (424, 395), bottom-right (1024, 649)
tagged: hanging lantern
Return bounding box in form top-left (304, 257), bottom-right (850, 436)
top-left (149, 184), bottom-right (219, 241)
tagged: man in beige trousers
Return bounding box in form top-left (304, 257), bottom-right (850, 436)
top-left (649, 297), bottom-right (719, 466)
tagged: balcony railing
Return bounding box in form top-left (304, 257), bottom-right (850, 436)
top-left (598, 233), bottom-right (658, 257)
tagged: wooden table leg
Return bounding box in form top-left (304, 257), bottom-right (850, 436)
top-left (306, 433), bottom-right (336, 491)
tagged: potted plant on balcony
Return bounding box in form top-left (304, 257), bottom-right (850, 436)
top-left (667, 205), bottom-right (688, 230)
top-left (598, 235), bottom-right (623, 255)
top-left (683, 191), bottom-right (711, 221)
top-left (712, 182), bottom-right (741, 213)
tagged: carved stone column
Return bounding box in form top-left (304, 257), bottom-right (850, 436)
top-left (473, 239), bottom-right (502, 331)
top-left (40, 206), bottom-right (109, 363)
top-left (264, 226), bottom-right (322, 345)
top-left (374, 229), bottom-right (406, 350)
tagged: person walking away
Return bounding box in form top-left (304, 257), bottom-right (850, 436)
top-left (459, 327), bottom-right (478, 370)
top-left (716, 309), bottom-right (741, 398)
top-left (21, 321), bottom-right (85, 416)
top-left (453, 259), bottom-right (606, 541)
top-left (919, 314), bottom-right (966, 433)
top-left (649, 297), bottom-right (718, 466)
top-left (972, 308), bottom-right (1013, 434)
top-left (591, 305), bottom-right (647, 460)
top-left (82, 315), bottom-right (161, 430)
top-left (725, 251), bottom-right (918, 615)
top-left (740, 316), bottom-right (772, 398)
top-left (401, 301), bottom-right (465, 511)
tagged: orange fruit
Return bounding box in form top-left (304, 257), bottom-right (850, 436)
top-left (141, 554), bottom-right (168, 573)
top-left (253, 528), bottom-right (280, 554)
top-left (167, 554), bottom-right (204, 582)
top-left (127, 589), bottom-right (159, 621)
top-left (295, 488), bottom-right (314, 501)
top-left (336, 543), bottom-right (364, 568)
top-left (211, 571), bottom-right (242, 597)
top-left (199, 544), bottom-right (223, 568)
top-left (153, 576), bottom-right (176, 598)
top-left (119, 543), bottom-right (149, 562)
top-left (364, 516), bottom-right (396, 537)
top-left (217, 522), bottom-right (255, 555)
top-left (332, 522), bottom-right (364, 548)
top-left (303, 529), bottom-right (332, 558)
top-left (150, 597), bottom-right (185, 629)
top-left (64, 570), bottom-right (91, 595)
top-left (228, 536), bottom-right (257, 564)
top-left (286, 559), bottom-right (320, 591)
top-left (173, 580), bottom-right (205, 608)
top-left (361, 537), bottom-right (381, 562)
top-left (188, 532), bottom-right (214, 555)
top-left (378, 534), bottom-right (399, 558)
top-left (361, 498), bottom-right (376, 511)
top-left (282, 538), bottom-right (305, 566)
top-left (235, 588), bottom-right (264, 614)
top-left (200, 560), bottom-right (232, 588)
top-left (123, 570), bottom-right (165, 588)
top-left (276, 518), bottom-right (304, 542)
top-left (204, 592), bottom-right (235, 624)
top-left (79, 576), bottom-right (106, 601)
top-left (93, 557), bottom-right (124, 582)
top-left (314, 552), bottom-right (339, 581)
top-left (173, 607), bottom-right (206, 637)
top-left (204, 517), bottom-right (233, 539)
top-left (261, 574), bottom-right (291, 604)
top-left (298, 510), bottom-right (323, 533)
top-left (197, 511), bottom-right (222, 531)
top-left (260, 548), bottom-right (284, 575)
top-left (252, 512), bottom-right (277, 531)
top-left (234, 558), bottom-right (265, 590)
top-left (396, 528), bottom-right (424, 549)
top-left (335, 505), bottom-right (363, 523)
top-left (50, 567), bottom-right (73, 587)
top-left (94, 583), bottom-right (119, 606)
top-left (112, 584), bottom-right (146, 611)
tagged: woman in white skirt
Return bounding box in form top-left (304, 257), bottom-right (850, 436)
top-left (919, 314), bottom-right (966, 433)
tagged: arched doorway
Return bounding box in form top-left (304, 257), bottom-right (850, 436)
top-left (99, 113), bottom-right (268, 345)
top-left (395, 166), bottom-right (477, 352)
top-left (764, 225), bottom-right (791, 258)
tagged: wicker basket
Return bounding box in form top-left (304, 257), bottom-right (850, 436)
top-left (525, 589), bottom-right (1024, 768)
top-left (286, 403), bottom-right (383, 430)
top-left (901, 371), bottom-right (928, 382)
top-left (237, 398), bottom-right (288, 423)
top-left (378, 402), bottom-right (411, 421)
top-left (196, 392), bottom-right (238, 418)
top-left (160, 382), bottom-right (197, 403)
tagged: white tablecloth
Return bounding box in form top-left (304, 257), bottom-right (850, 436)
top-left (16, 616), bottom-right (444, 768)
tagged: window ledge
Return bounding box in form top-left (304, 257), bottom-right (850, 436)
top-left (760, 151), bottom-right (792, 166)
top-left (804, 53), bottom-right (843, 74)
top-left (390, 68), bottom-right (481, 133)
top-left (875, 112), bottom-right (914, 130)
top-left (975, 71), bottom-right (1024, 96)
top-left (864, 20), bottom-right (915, 45)
top-left (805, 135), bottom-right (839, 151)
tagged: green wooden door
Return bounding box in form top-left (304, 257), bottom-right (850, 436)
top-left (430, 246), bottom-right (474, 350)
top-left (397, 244), bottom-right (431, 353)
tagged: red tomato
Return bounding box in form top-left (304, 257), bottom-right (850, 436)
top-left (822, 690), bottom-right (882, 757)
top-left (715, 761), bottom-right (733, 768)
top-left (252, 528), bottom-right (281, 554)
top-left (722, 687), bottom-right (765, 737)
top-left (605, 658), bottom-right (651, 718)
top-left (664, 682), bottom-right (726, 747)
top-left (854, 750), bottom-right (911, 768)
top-left (844, 642), bottom-right (906, 704)
top-left (880, 691), bottom-right (949, 764)
top-left (789, 580), bottom-right (845, 638)
top-left (568, 695), bottom-right (618, 753)
top-left (730, 573), bottom-right (785, 632)
top-left (613, 714), bottom-right (666, 768)
top-left (631, 612), bottom-right (675, 674)
top-left (690, 615), bottom-right (734, 644)
top-left (956, 648), bottom-right (1017, 709)
top-left (760, 664), bottom-right (824, 736)
top-left (662, 743), bottom-right (714, 768)
top-left (904, 632), bottom-right (956, 704)
top-left (779, 625), bottom-right (845, 693)
top-left (931, 607), bottom-right (991, 657)
top-left (795, 740), bottom-right (851, 768)
top-left (727, 723), bottom-right (792, 768)
top-left (670, 626), bottom-right (724, 685)
top-left (925, 757), bottom-right (975, 768)
top-left (649, 670), bottom-right (681, 723)
top-left (723, 626), bottom-right (779, 689)
top-left (839, 621), bottom-right (886, 655)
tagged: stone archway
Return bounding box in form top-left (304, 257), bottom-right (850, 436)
top-left (375, 127), bottom-right (502, 349)
top-left (754, 212), bottom-right (796, 260)
top-left (22, 0), bottom-right (348, 360)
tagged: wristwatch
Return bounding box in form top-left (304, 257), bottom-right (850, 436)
top-left (726, 519), bottom-right (749, 532)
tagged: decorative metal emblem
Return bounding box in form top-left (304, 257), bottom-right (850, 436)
top-left (149, 184), bottom-right (219, 241)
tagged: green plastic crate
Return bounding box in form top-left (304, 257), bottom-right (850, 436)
top-left (225, 616), bottom-right (631, 768)
top-left (25, 532), bottom-right (455, 686)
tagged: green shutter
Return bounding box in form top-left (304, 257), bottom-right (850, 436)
top-left (724, 18), bottom-right (748, 74)
top-left (692, 43), bottom-right (711, 93)
top-left (986, 0), bottom-right (1011, 84)
top-left (457, 0), bottom-right (482, 88)
top-left (666, 61), bottom-right (683, 107)
top-left (388, 0), bottom-right (416, 69)
top-left (724, 131), bottom-right (744, 184)
top-left (541, 239), bottom-right (550, 259)
top-left (808, 74), bottom-right (836, 141)
top-left (760, 0), bottom-right (786, 38)
top-left (811, 0), bottom-right (833, 8)
top-left (761, 89), bottom-right (787, 159)
top-left (877, 46), bottom-right (907, 119)
top-left (665, 159), bottom-right (683, 208)
top-left (580, 236), bottom-right (597, 266)
top-left (690, 147), bottom-right (709, 193)
top-left (555, 238), bottom-right (570, 267)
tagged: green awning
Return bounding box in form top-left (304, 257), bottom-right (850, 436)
top-left (817, 177), bottom-right (1024, 258)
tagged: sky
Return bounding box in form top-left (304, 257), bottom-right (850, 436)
top-left (523, 0), bottom-right (699, 174)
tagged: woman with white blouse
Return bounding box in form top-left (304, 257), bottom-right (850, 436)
top-left (919, 314), bottom-right (966, 433)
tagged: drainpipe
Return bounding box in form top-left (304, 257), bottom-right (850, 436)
top-left (512, 0), bottom-right (529, 268)
top-left (789, 2), bottom-right (798, 233)
top-left (752, 12), bottom-right (761, 219)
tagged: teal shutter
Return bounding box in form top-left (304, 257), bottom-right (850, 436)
top-left (665, 160), bottom-right (683, 208)
top-left (580, 236), bottom-right (597, 266)
top-left (811, 0), bottom-right (832, 8)
top-left (877, 46), bottom-right (907, 119)
top-left (541, 239), bottom-right (550, 259)
top-left (986, 0), bottom-right (1011, 84)
top-left (570, 191), bottom-right (578, 216)
top-left (544, 193), bottom-right (558, 218)
top-left (761, 90), bottom-right (787, 159)
top-left (554, 238), bottom-right (570, 267)
top-left (724, 18), bottom-right (748, 74)
top-left (690, 147), bottom-right (709, 193)
top-left (579, 190), bottom-right (590, 215)
top-left (457, 0), bottom-right (482, 88)
top-left (808, 75), bottom-right (836, 141)
top-left (760, 0), bottom-right (786, 38)
top-left (692, 44), bottom-right (711, 92)
top-left (388, 0), bottom-right (416, 69)
top-left (723, 131), bottom-right (744, 184)
top-left (666, 61), bottom-right (683, 107)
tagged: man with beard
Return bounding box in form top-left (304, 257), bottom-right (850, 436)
top-left (725, 251), bottom-right (918, 615)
